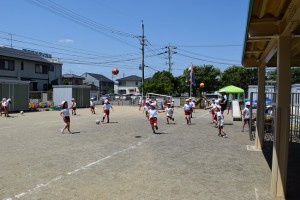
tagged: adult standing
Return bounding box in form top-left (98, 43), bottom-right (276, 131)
top-left (219, 90), bottom-right (228, 114)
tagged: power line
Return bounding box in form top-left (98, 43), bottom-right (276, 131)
top-left (24, 0), bottom-right (139, 49)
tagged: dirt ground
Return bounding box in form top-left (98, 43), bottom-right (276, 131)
top-left (0, 105), bottom-right (272, 200)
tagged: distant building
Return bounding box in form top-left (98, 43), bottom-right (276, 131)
top-left (62, 74), bottom-right (85, 85)
top-left (116, 75), bottom-right (141, 94)
top-left (0, 47), bottom-right (62, 91)
top-left (81, 72), bottom-right (114, 95)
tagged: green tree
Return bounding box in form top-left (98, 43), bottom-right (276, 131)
top-left (267, 67), bottom-right (300, 84)
top-left (141, 71), bottom-right (175, 95)
top-left (219, 65), bottom-right (257, 93)
top-left (182, 65), bottom-right (221, 96)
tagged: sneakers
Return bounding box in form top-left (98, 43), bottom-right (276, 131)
top-left (222, 134), bottom-right (228, 138)
top-left (61, 129), bottom-right (64, 134)
top-left (172, 118), bottom-right (174, 121)
top-left (155, 126), bottom-right (158, 130)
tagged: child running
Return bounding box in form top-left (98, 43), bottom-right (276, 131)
top-left (60, 101), bottom-right (72, 134)
top-left (143, 102), bottom-right (150, 120)
top-left (148, 102), bottom-right (160, 133)
top-left (90, 98), bottom-right (96, 114)
top-left (216, 105), bottom-right (227, 138)
top-left (184, 99), bottom-right (191, 125)
top-left (241, 102), bottom-right (251, 132)
top-left (165, 103), bottom-right (174, 124)
top-left (71, 98), bottom-right (77, 115)
top-left (101, 99), bottom-right (113, 123)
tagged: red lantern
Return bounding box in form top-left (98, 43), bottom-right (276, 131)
top-left (112, 68), bottom-right (119, 75)
top-left (200, 82), bottom-right (205, 88)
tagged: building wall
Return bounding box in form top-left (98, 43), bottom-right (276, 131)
top-left (82, 73), bottom-right (114, 94)
top-left (0, 57), bottom-right (62, 91)
top-left (118, 80), bottom-right (140, 94)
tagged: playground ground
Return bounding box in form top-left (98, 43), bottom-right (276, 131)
top-left (0, 106), bottom-right (273, 200)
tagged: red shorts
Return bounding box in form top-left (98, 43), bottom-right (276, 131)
top-left (90, 106), bottom-right (94, 110)
top-left (72, 107), bottom-right (76, 111)
top-left (1, 106), bottom-right (7, 111)
top-left (184, 110), bottom-right (191, 115)
top-left (149, 117), bottom-right (157, 124)
top-left (104, 109), bottom-right (109, 115)
top-left (63, 116), bottom-right (70, 123)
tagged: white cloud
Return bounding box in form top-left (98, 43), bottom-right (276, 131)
top-left (59, 39), bottom-right (74, 44)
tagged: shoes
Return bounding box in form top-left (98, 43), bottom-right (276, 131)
top-left (61, 129), bottom-right (64, 134)
top-left (222, 134), bottom-right (228, 138)
top-left (101, 120), bottom-right (104, 122)
top-left (167, 122), bottom-right (169, 124)
top-left (215, 125), bottom-right (218, 128)
top-left (241, 129), bottom-right (244, 132)
top-left (172, 118), bottom-right (174, 121)
top-left (155, 126), bottom-right (158, 130)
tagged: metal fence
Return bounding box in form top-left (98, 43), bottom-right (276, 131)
top-left (249, 92), bottom-right (300, 143)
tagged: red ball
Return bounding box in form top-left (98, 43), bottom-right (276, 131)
top-left (112, 68), bottom-right (119, 75)
top-left (200, 82), bottom-right (205, 88)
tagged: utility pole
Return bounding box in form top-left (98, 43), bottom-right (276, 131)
top-left (140, 21), bottom-right (145, 102)
top-left (161, 44), bottom-right (177, 73)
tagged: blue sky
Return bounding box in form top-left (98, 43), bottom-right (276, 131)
top-left (0, 0), bottom-right (249, 80)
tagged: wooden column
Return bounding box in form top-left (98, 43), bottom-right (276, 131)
top-left (271, 35), bottom-right (291, 198)
top-left (255, 65), bottom-right (266, 150)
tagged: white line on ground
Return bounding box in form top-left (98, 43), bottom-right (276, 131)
top-left (6, 135), bottom-right (154, 200)
top-left (254, 187), bottom-right (259, 200)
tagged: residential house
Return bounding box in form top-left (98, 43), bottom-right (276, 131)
top-left (81, 72), bottom-right (114, 95)
top-left (116, 75), bottom-right (141, 94)
top-left (0, 47), bottom-right (62, 91)
top-left (62, 73), bottom-right (85, 85)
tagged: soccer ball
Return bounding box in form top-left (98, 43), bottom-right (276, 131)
top-left (20, 111), bottom-right (24, 115)
top-left (96, 119), bottom-right (100, 125)
top-left (112, 68), bottom-right (119, 75)
top-left (200, 82), bottom-right (205, 88)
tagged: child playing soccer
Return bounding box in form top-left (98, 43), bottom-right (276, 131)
top-left (183, 99), bottom-right (191, 125)
top-left (165, 103), bottom-right (174, 124)
top-left (90, 98), bottom-right (96, 114)
top-left (1, 98), bottom-right (11, 117)
top-left (101, 99), bottom-right (113, 123)
top-left (60, 101), bottom-right (72, 134)
top-left (71, 98), bottom-right (77, 115)
top-left (143, 102), bottom-right (150, 120)
top-left (216, 105), bottom-right (227, 138)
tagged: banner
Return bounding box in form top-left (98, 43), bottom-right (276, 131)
top-left (186, 64), bottom-right (196, 86)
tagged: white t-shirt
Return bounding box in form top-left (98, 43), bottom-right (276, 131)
top-left (72, 102), bottom-right (77, 108)
top-left (166, 107), bottom-right (173, 117)
top-left (183, 103), bottom-right (190, 111)
top-left (103, 103), bottom-right (112, 110)
top-left (217, 111), bottom-right (224, 126)
top-left (144, 105), bottom-right (149, 112)
top-left (148, 109), bottom-right (158, 118)
top-left (61, 108), bottom-right (70, 117)
top-left (90, 101), bottom-right (95, 107)
top-left (243, 107), bottom-right (250, 119)
top-left (189, 101), bottom-right (195, 108)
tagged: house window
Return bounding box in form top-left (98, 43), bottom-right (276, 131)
top-left (0, 59), bottom-right (15, 71)
top-left (21, 62), bottom-right (24, 70)
top-left (35, 64), bottom-right (48, 74)
top-left (119, 81), bottom-right (126, 86)
top-left (136, 82), bottom-right (139, 86)
top-left (49, 65), bottom-right (54, 72)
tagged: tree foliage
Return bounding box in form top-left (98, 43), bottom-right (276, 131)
top-left (219, 65), bottom-right (257, 92)
top-left (181, 65), bottom-right (221, 95)
top-left (142, 71), bottom-right (175, 95)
